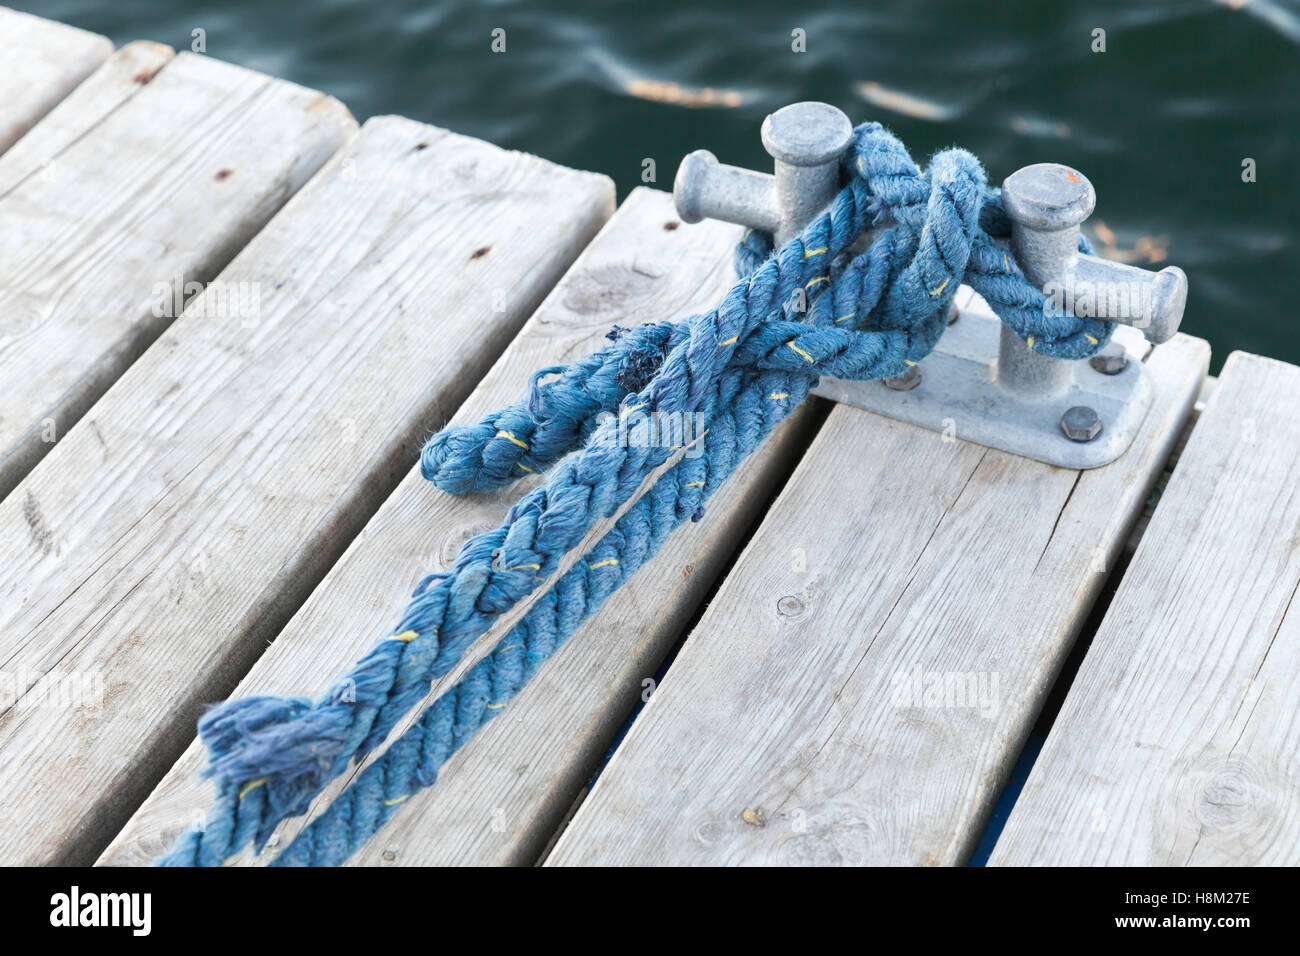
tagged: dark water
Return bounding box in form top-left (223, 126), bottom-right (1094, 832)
top-left (13, 0), bottom-right (1300, 372)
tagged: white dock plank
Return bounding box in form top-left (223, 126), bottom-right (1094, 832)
top-left (0, 116), bottom-right (613, 865)
top-left (547, 326), bottom-right (1209, 866)
top-left (0, 52), bottom-right (356, 500)
top-left (0, 7), bottom-right (112, 154)
top-left (98, 188), bottom-right (818, 867)
top-left (0, 41), bottom-right (176, 193)
top-left (991, 352), bottom-right (1300, 866)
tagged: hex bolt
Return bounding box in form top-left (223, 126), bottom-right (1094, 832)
top-left (1089, 342), bottom-right (1129, 375)
top-left (1061, 405), bottom-right (1103, 442)
top-left (674, 101), bottom-right (855, 248)
top-left (883, 364), bottom-right (922, 391)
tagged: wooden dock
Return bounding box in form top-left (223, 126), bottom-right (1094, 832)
top-left (1, 9), bottom-right (1295, 867)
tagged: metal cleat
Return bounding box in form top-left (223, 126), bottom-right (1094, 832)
top-left (672, 102), bottom-right (1190, 469)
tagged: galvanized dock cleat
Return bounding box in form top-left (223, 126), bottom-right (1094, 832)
top-left (673, 101), bottom-right (1189, 469)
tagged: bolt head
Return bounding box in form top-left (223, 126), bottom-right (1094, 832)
top-left (1089, 343), bottom-right (1128, 375)
top-left (883, 364), bottom-right (922, 391)
top-left (1061, 405), bottom-right (1103, 442)
top-left (1002, 163), bottom-right (1096, 232)
top-left (761, 102), bottom-right (854, 167)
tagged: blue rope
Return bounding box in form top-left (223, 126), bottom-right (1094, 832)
top-left (158, 121), bottom-right (1111, 866)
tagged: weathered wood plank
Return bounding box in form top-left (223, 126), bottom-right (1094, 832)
top-left (98, 187), bottom-right (819, 867)
top-left (0, 7), bottom-right (112, 154)
top-left (0, 41), bottom-right (176, 193)
top-left (0, 52), bottom-right (356, 501)
top-left (546, 320), bottom-right (1209, 866)
top-left (0, 116), bottom-right (613, 865)
top-left (991, 351), bottom-right (1300, 866)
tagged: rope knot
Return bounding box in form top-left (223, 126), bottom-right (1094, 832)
top-left (163, 118), bottom-right (1116, 867)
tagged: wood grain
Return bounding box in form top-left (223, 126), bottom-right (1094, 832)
top-left (991, 351), bottom-right (1300, 866)
top-left (0, 41), bottom-right (176, 193)
top-left (547, 318), bottom-right (1209, 866)
top-left (0, 6), bottom-right (112, 155)
top-left (0, 115), bottom-right (613, 865)
top-left (98, 187), bottom-right (819, 867)
top-left (0, 51), bottom-right (356, 500)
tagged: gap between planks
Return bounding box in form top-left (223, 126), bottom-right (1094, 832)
top-left (0, 6), bottom-right (112, 155)
top-left (0, 40), bottom-right (176, 195)
top-left (0, 50), bottom-right (355, 501)
top-left (0, 115), bottom-right (613, 865)
top-left (546, 318), bottom-right (1209, 866)
top-left (991, 351), bottom-right (1300, 866)
top-left (98, 187), bottom-right (823, 867)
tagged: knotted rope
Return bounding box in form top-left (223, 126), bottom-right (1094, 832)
top-left (159, 120), bottom-right (1110, 866)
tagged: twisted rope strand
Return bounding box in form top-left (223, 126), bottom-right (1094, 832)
top-left (271, 364), bottom-right (803, 865)
top-left (159, 120), bottom-right (1111, 866)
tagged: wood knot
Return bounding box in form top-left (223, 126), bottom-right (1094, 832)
top-left (691, 816), bottom-right (726, 846)
top-left (1192, 758), bottom-right (1265, 830)
top-left (776, 805), bottom-right (879, 865)
top-left (439, 523), bottom-right (497, 569)
top-left (556, 263), bottom-right (661, 321)
top-left (1157, 752), bottom-right (1283, 859)
top-left (777, 594), bottom-right (806, 618)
